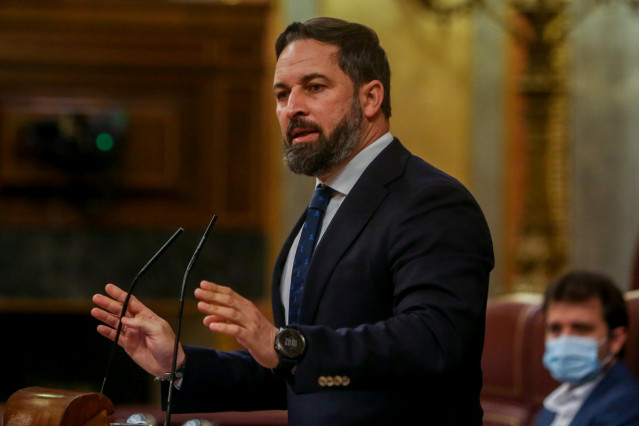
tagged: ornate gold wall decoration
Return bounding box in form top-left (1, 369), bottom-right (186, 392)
top-left (418, 0), bottom-right (637, 292)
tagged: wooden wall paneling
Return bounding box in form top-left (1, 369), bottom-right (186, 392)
top-left (0, 1), bottom-right (271, 401)
top-left (0, 0), bottom-right (269, 230)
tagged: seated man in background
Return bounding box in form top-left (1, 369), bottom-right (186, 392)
top-left (535, 271), bottom-right (639, 425)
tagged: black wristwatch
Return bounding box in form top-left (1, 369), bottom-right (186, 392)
top-left (274, 327), bottom-right (306, 373)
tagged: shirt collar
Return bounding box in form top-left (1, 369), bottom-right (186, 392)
top-left (543, 374), bottom-right (603, 416)
top-left (317, 132), bottom-right (394, 196)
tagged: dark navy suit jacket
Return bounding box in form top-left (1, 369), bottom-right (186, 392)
top-left (534, 362), bottom-right (639, 426)
top-left (165, 139), bottom-right (494, 425)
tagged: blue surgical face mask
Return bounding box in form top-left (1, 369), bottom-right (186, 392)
top-left (542, 335), bottom-right (612, 385)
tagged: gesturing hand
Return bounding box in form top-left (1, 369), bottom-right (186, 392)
top-left (195, 280), bottom-right (279, 369)
top-left (91, 283), bottom-right (185, 377)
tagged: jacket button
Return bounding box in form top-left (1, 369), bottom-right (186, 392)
top-left (318, 376), bottom-right (327, 387)
top-left (342, 376), bottom-right (351, 386)
top-left (326, 376), bottom-right (334, 387)
top-left (334, 376), bottom-right (343, 386)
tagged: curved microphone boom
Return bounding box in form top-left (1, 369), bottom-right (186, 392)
top-left (100, 227), bottom-right (184, 395)
top-left (165, 214), bottom-right (217, 426)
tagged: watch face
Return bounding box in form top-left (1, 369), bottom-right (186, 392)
top-left (277, 328), bottom-right (306, 359)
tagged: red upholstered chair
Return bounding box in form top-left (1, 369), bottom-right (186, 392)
top-left (480, 294), bottom-right (558, 426)
top-left (624, 290), bottom-right (639, 378)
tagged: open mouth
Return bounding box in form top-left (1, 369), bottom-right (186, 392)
top-left (289, 127), bottom-right (319, 144)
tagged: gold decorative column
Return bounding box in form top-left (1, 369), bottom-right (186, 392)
top-left (418, 0), bottom-right (638, 292)
top-left (509, 0), bottom-right (569, 291)
top-left (418, 0), bottom-right (572, 292)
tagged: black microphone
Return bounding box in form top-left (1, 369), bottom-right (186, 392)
top-left (100, 227), bottom-right (184, 396)
top-left (165, 214), bottom-right (217, 426)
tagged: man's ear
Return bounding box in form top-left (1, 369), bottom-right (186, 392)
top-left (359, 80), bottom-right (384, 119)
top-left (609, 326), bottom-right (628, 357)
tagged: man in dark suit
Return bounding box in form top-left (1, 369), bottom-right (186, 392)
top-left (535, 271), bottom-right (639, 425)
top-left (92, 17), bottom-right (494, 425)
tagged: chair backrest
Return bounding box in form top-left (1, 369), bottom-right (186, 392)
top-left (624, 290), bottom-right (639, 378)
top-left (481, 293), bottom-right (558, 426)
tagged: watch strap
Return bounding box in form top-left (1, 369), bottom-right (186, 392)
top-left (273, 355), bottom-right (298, 376)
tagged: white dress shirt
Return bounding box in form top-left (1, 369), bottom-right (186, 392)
top-left (279, 132), bottom-right (394, 324)
top-left (543, 374), bottom-right (604, 426)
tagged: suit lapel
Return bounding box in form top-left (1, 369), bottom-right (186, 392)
top-left (569, 362), bottom-right (625, 424)
top-left (298, 139), bottom-right (409, 324)
top-left (534, 408), bottom-right (555, 426)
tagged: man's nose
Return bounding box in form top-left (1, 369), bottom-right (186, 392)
top-left (285, 89), bottom-right (308, 119)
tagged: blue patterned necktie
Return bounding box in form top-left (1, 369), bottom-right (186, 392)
top-left (288, 185), bottom-right (335, 325)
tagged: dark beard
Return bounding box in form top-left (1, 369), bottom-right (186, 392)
top-left (282, 98), bottom-right (363, 177)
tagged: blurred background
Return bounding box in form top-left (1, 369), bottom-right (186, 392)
top-left (0, 0), bottom-right (637, 409)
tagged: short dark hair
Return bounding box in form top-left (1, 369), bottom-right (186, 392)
top-left (543, 271), bottom-right (629, 332)
top-left (275, 17), bottom-right (392, 119)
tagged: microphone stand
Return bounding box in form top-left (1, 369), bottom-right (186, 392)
top-left (165, 215), bottom-right (217, 426)
top-left (100, 227), bottom-right (184, 396)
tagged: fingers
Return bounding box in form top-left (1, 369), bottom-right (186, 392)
top-left (92, 304), bottom-right (134, 347)
top-left (198, 301), bottom-right (239, 322)
top-left (103, 283), bottom-right (128, 303)
top-left (196, 281), bottom-right (264, 338)
top-left (92, 292), bottom-right (123, 317)
top-left (193, 280), bottom-right (279, 368)
top-left (91, 306), bottom-right (121, 329)
top-left (202, 314), bottom-right (226, 327)
top-left (95, 323), bottom-right (131, 345)
top-left (196, 281), bottom-right (236, 302)
top-left (195, 281), bottom-right (248, 326)
top-left (196, 281), bottom-right (246, 330)
top-left (121, 314), bottom-right (163, 337)
top-left (92, 283), bottom-right (152, 345)
top-left (195, 281), bottom-right (245, 309)
top-left (104, 283), bottom-right (151, 316)
top-left (96, 324), bottom-right (117, 342)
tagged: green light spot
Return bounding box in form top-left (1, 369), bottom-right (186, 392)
top-left (96, 133), bottom-right (114, 151)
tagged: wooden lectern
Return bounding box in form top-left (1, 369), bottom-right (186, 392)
top-left (3, 387), bottom-right (114, 426)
